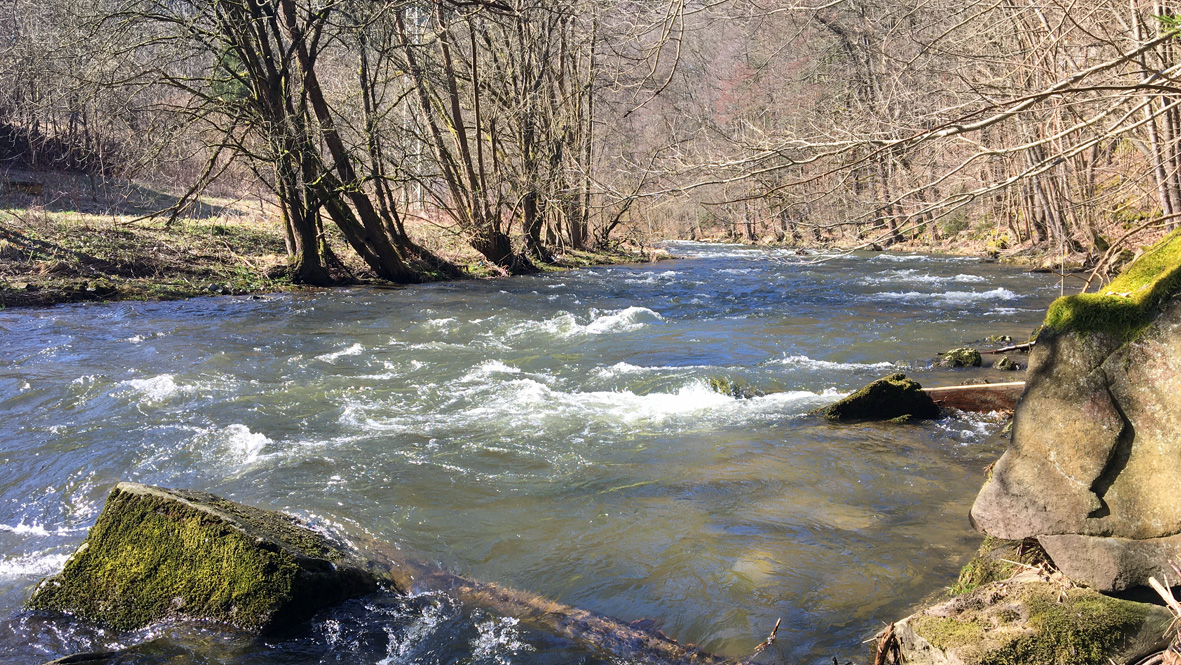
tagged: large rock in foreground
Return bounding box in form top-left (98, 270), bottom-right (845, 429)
top-left (892, 572), bottom-right (1173, 665)
top-left (970, 229), bottom-right (1181, 590)
top-left (28, 483), bottom-right (387, 632)
top-left (814, 373), bottom-right (940, 422)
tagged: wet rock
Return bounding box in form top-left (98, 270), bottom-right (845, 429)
top-left (27, 483), bottom-right (387, 632)
top-left (984, 334), bottom-right (1013, 344)
top-left (892, 572), bottom-right (1172, 665)
top-left (707, 376), bottom-right (765, 400)
top-left (813, 373), bottom-right (940, 422)
top-left (937, 347), bottom-right (983, 367)
top-left (993, 356), bottom-right (1020, 371)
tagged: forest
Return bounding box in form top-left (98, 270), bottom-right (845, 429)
top-left (3, 0), bottom-right (1181, 286)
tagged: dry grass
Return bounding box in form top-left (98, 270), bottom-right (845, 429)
top-left (0, 170), bottom-right (657, 308)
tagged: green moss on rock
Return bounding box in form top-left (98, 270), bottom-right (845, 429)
top-left (27, 483), bottom-right (384, 632)
top-left (813, 373), bottom-right (941, 422)
top-left (1043, 228), bottom-right (1181, 340)
top-left (938, 348), bottom-right (983, 368)
top-left (912, 583), bottom-right (1153, 665)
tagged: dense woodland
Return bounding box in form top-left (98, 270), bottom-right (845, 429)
top-left (3, 0), bottom-right (1181, 284)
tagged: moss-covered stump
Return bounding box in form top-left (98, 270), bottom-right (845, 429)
top-left (27, 483), bottom-right (388, 633)
top-left (938, 347), bottom-right (984, 368)
top-left (893, 573), bottom-right (1173, 665)
top-left (813, 373), bottom-right (940, 422)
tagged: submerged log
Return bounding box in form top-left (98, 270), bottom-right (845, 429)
top-left (922, 382), bottom-right (1025, 413)
top-left (30, 483), bottom-right (729, 665)
top-left (353, 534), bottom-right (729, 664)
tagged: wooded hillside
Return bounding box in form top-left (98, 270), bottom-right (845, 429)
top-left (3, 0), bottom-right (1180, 284)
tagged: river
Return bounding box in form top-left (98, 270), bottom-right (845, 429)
top-left (0, 242), bottom-right (1062, 664)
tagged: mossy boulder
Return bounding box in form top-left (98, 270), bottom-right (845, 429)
top-left (813, 373), bottom-right (940, 422)
top-left (893, 573), bottom-right (1173, 665)
top-left (938, 347), bottom-right (983, 368)
top-left (27, 483), bottom-right (389, 633)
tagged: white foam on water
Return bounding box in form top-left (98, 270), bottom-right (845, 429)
top-left (503, 306), bottom-right (664, 339)
top-left (0, 550), bottom-right (69, 580)
top-left (219, 424), bottom-right (271, 465)
top-left (375, 595), bottom-right (452, 665)
top-left (625, 270), bottom-right (680, 285)
top-left (460, 360), bottom-right (522, 383)
top-left (317, 343), bottom-right (364, 363)
top-left (860, 269), bottom-right (989, 286)
top-left (471, 616), bottom-right (533, 664)
top-left (121, 374), bottom-right (186, 401)
top-left (771, 355), bottom-right (903, 372)
top-left (584, 306), bottom-right (664, 334)
top-left (505, 312), bottom-right (581, 339)
top-left (0, 521), bottom-right (79, 537)
top-left (875, 287), bottom-right (1017, 306)
top-left (591, 361), bottom-right (717, 380)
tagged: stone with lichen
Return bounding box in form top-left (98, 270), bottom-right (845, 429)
top-left (938, 348), bottom-right (983, 368)
top-left (27, 482), bottom-right (390, 633)
top-left (813, 373), bottom-right (940, 422)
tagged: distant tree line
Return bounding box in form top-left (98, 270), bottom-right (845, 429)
top-left (5, 0), bottom-right (1181, 286)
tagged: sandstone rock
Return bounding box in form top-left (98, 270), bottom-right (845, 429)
top-left (938, 347), bottom-right (983, 368)
top-left (1038, 533), bottom-right (1181, 593)
top-left (28, 483), bottom-right (387, 632)
top-left (813, 373), bottom-right (940, 422)
top-left (892, 573), bottom-right (1173, 665)
top-left (971, 229), bottom-right (1181, 590)
top-left (972, 301), bottom-right (1181, 546)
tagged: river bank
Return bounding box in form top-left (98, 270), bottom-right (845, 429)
top-left (0, 170), bottom-right (663, 309)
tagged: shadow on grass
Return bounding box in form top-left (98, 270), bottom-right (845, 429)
top-left (2, 169), bottom-right (248, 222)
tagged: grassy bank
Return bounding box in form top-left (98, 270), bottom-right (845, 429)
top-left (0, 171), bottom-right (659, 309)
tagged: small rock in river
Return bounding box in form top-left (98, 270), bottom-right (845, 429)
top-left (812, 373), bottom-right (940, 422)
top-left (937, 347), bottom-right (982, 368)
top-left (993, 356), bottom-right (1020, 371)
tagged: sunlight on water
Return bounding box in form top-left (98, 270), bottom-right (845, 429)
top-left (0, 243), bottom-right (1062, 664)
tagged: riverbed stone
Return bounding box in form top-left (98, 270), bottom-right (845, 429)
top-left (1037, 533), bottom-right (1181, 592)
top-left (813, 373), bottom-right (940, 422)
top-left (938, 347), bottom-right (983, 367)
top-left (27, 482), bottom-right (388, 632)
top-left (993, 356), bottom-right (1019, 371)
top-left (892, 572), bottom-right (1173, 665)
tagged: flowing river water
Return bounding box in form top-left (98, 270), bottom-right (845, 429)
top-left (0, 242), bottom-right (1063, 664)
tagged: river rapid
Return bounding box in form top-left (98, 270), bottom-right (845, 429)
top-left (0, 242), bottom-right (1062, 664)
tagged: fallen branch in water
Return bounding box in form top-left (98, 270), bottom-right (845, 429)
top-left (741, 617), bottom-right (781, 663)
top-left (355, 533), bottom-right (731, 665)
top-left (984, 342), bottom-right (1035, 354)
